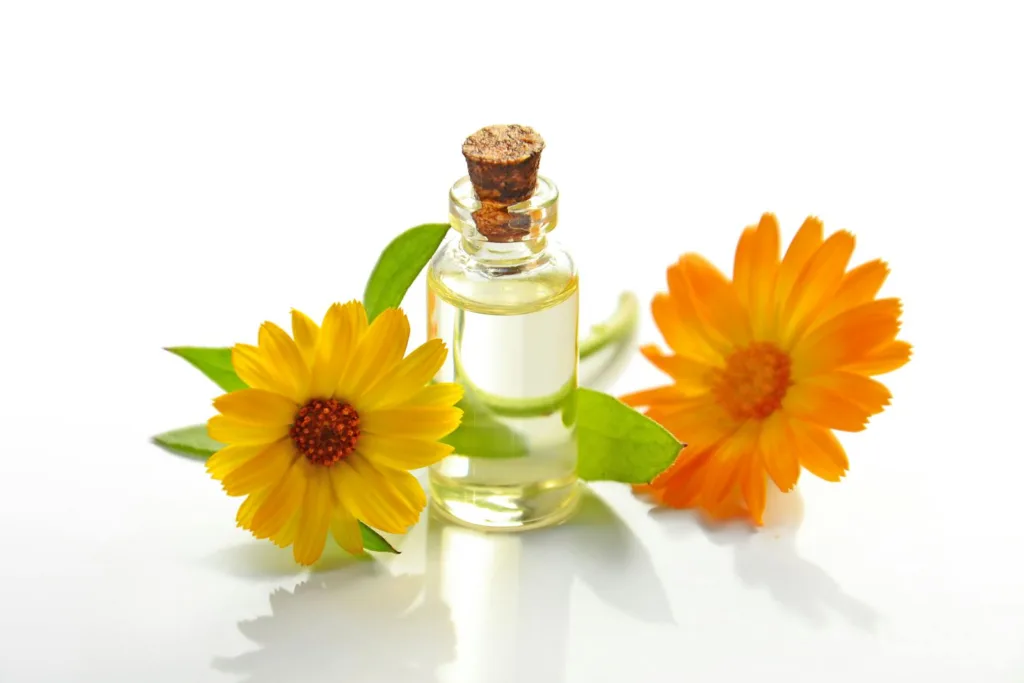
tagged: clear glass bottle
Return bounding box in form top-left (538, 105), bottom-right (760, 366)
top-left (427, 175), bottom-right (580, 530)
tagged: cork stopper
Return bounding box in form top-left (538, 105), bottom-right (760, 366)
top-left (462, 124), bottom-right (545, 242)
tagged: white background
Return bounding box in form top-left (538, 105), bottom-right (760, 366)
top-left (2, 1), bottom-right (1022, 681)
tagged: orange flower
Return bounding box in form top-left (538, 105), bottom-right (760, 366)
top-left (622, 214), bottom-right (910, 524)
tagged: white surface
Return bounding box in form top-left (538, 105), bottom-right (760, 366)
top-left (1, 1), bottom-right (1022, 681)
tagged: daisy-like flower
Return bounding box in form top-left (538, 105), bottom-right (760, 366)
top-left (622, 214), bottom-right (910, 524)
top-left (206, 302), bottom-right (462, 565)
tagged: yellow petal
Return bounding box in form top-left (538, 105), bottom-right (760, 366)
top-left (357, 339), bottom-right (448, 412)
top-left (783, 382), bottom-right (870, 432)
top-left (330, 458), bottom-right (419, 534)
top-left (309, 301), bottom-right (367, 399)
top-left (207, 415), bottom-right (289, 445)
top-left (789, 419), bottom-right (849, 481)
top-left (258, 322), bottom-right (310, 403)
top-left (842, 340), bottom-right (912, 376)
top-left (232, 344), bottom-right (293, 397)
top-left (651, 292), bottom-right (722, 365)
top-left (330, 504), bottom-right (364, 556)
top-left (293, 467), bottom-right (333, 566)
top-left (220, 438), bottom-right (297, 496)
top-left (207, 443), bottom-right (265, 480)
top-left (801, 371), bottom-right (891, 416)
top-left (213, 389), bottom-right (297, 426)
top-left (681, 254), bottom-right (752, 350)
top-left (250, 459), bottom-right (308, 539)
top-left (270, 507), bottom-right (302, 548)
top-left (700, 420), bottom-right (760, 506)
top-left (792, 298), bottom-right (903, 378)
top-left (291, 309), bottom-right (320, 368)
top-left (361, 405), bottom-right (463, 440)
top-left (236, 487), bottom-right (271, 529)
top-left (403, 383), bottom-right (463, 408)
top-left (747, 213), bottom-right (781, 339)
top-left (758, 412), bottom-right (800, 492)
top-left (780, 230), bottom-right (856, 348)
top-left (774, 216), bottom-right (823, 312)
top-left (337, 308), bottom-right (410, 400)
top-left (358, 433), bottom-right (454, 470)
top-left (639, 344), bottom-right (715, 392)
top-left (817, 259), bottom-right (889, 325)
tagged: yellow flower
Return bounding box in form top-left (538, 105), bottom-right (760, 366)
top-left (206, 302), bottom-right (463, 565)
top-left (622, 214), bottom-right (910, 524)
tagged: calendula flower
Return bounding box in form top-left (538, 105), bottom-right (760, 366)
top-left (622, 214), bottom-right (910, 524)
top-left (206, 302), bottom-right (462, 565)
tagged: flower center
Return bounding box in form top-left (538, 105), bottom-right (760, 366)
top-left (289, 398), bottom-right (360, 467)
top-left (711, 342), bottom-right (792, 421)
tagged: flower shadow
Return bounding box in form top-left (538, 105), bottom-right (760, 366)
top-left (650, 488), bottom-right (879, 631)
top-left (211, 559), bottom-right (455, 683)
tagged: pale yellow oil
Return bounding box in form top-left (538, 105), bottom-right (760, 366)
top-left (427, 268), bottom-right (580, 531)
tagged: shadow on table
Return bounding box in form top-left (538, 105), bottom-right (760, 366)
top-left (211, 487), bottom-right (668, 683)
top-left (649, 486), bottom-right (878, 631)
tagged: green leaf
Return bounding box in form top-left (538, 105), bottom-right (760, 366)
top-left (152, 424), bottom-right (224, 459)
top-left (576, 388), bottom-right (683, 483)
top-left (359, 524), bottom-right (399, 554)
top-left (363, 223), bottom-right (450, 322)
top-left (441, 398), bottom-right (529, 459)
top-left (166, 347), bottom-right (247, 393)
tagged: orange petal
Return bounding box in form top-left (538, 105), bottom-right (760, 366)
top-left (775, 217), bottom-right (824, 317)
top-left (817, 259), bottom-right (889, 325)
top-left (681, 254), bottom-right (752, 350)
top-left (700, 420), bottom-right (760, 507)
top-left (620, 384), bottom-right (691, 408)
top-left (639, 345), bottom-right (714, 392)
top-left (780, 230), bottom-right (856, 348)
top-left (843, 340), bottom-right (912, 376)
top-left (667, 265), bottom-right (733, 359)
top-left (652, 448), bottom-right (714, 508)
top-left (732, 226), bottom-right (758, 310)
top-left (759, 411), bottom-right (800, 492)
top-left (801, 372), bottom-right (891, 416)
top-left (789, 419), bottom-right (849, 481)
top-left (652, 291), bottom-right (722, 365)
top-left (748, 213), bottom-right (781, 339)
top-left (783, 382), bottom-right (871, 432)
top-left (739, 454), bottom-right (768, 525)
top-left (792, 298), bottom-right (903, 378)
top-left (643, 395), bottom-right (738, 449)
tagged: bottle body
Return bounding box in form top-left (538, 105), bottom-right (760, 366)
top-left (427, 176), bottom-right (580, 530)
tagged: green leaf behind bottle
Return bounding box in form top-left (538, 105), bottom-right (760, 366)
top-left (363, 223), bottom-right (450, 323)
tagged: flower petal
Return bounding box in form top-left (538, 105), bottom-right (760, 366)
top-left (249, 459), bottom-right (308, 539)
top-left (358, 433), bottom-right (454, 470)
top-left (330, 504), bottom-right (364, 556)
top-left (801, 371), bottom-right (891, 416)
top-left (759, 412), bottom-right (800, 492)
top-left (739, 454), bottom-right (768, 525)
top-left (653, 448), bottom-right (713, 508)
top-left (842, 340), bottom-right (912, 376)
top-left (639, 344), bottom-right (715, 392)
top-left (620, 384), bottom-right (692, 408)
top-left (258, 322), bottom-right (310, 403)
top-left (236, 487), bottom-right (271, 529)
top-left (680, 254), bottom-right (752, 350)
top-left (337, 308), bottom-right (410, 400)
top-left (309, 301), bottom-right (367, 399)
top-left (732, 225), bottom-right (757, 310)
top-left (780, 230), bottom-right (856, 348)
top-left (700, 420), bottom-right (760, 506)
top-left (291, 309), bottom-right (320, 368)
top-left (356, 339), bottom-right (448, 412)
top-left (782, 382), bottom-right (871, 432)
top-left (220, 438), bottom-right (298, 496)
top-left (331, 456), bottom-right (421, 534)
top-left (748, 213), bottom-right (781, 339)
top-left (232, 344), bottom-right (293, 397)
top-left (651, 291), bottom-right (722, 365)
top-left (789, 419), bottom-right (849, 481)
top-left (293, 467), bottom-right (333, 566)
top-left (207, 415), bottom-right (289, 445)
top-left (792, 298), bottom-right (903, 378)
top-left (775, 216), bottom-right (823, 312)
top-left (361, 405), bottom-right (463, 440)
top-left (213, 389), bottom-right (297, 426)
top-left (817, 259), bottom-right (889, 325)
top-left (403, 383), bottom-right (463, 408)
top-left (207, 443), bottom-right (265, 480)
top-left (643, 395), bottom-right (738, 450)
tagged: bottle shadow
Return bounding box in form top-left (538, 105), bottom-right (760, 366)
top-left (211, 487), bottom-right (671, 683)
top-left (649, 487), bottom-right (879, 631)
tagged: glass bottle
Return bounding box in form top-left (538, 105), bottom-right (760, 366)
top-left (427, 172), bottom-right (580, 530)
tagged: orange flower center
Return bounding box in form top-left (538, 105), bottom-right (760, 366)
top-left (711, 342), bottom-right (792, 421)
top-left (289, 398), bottom-right (360, 466)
